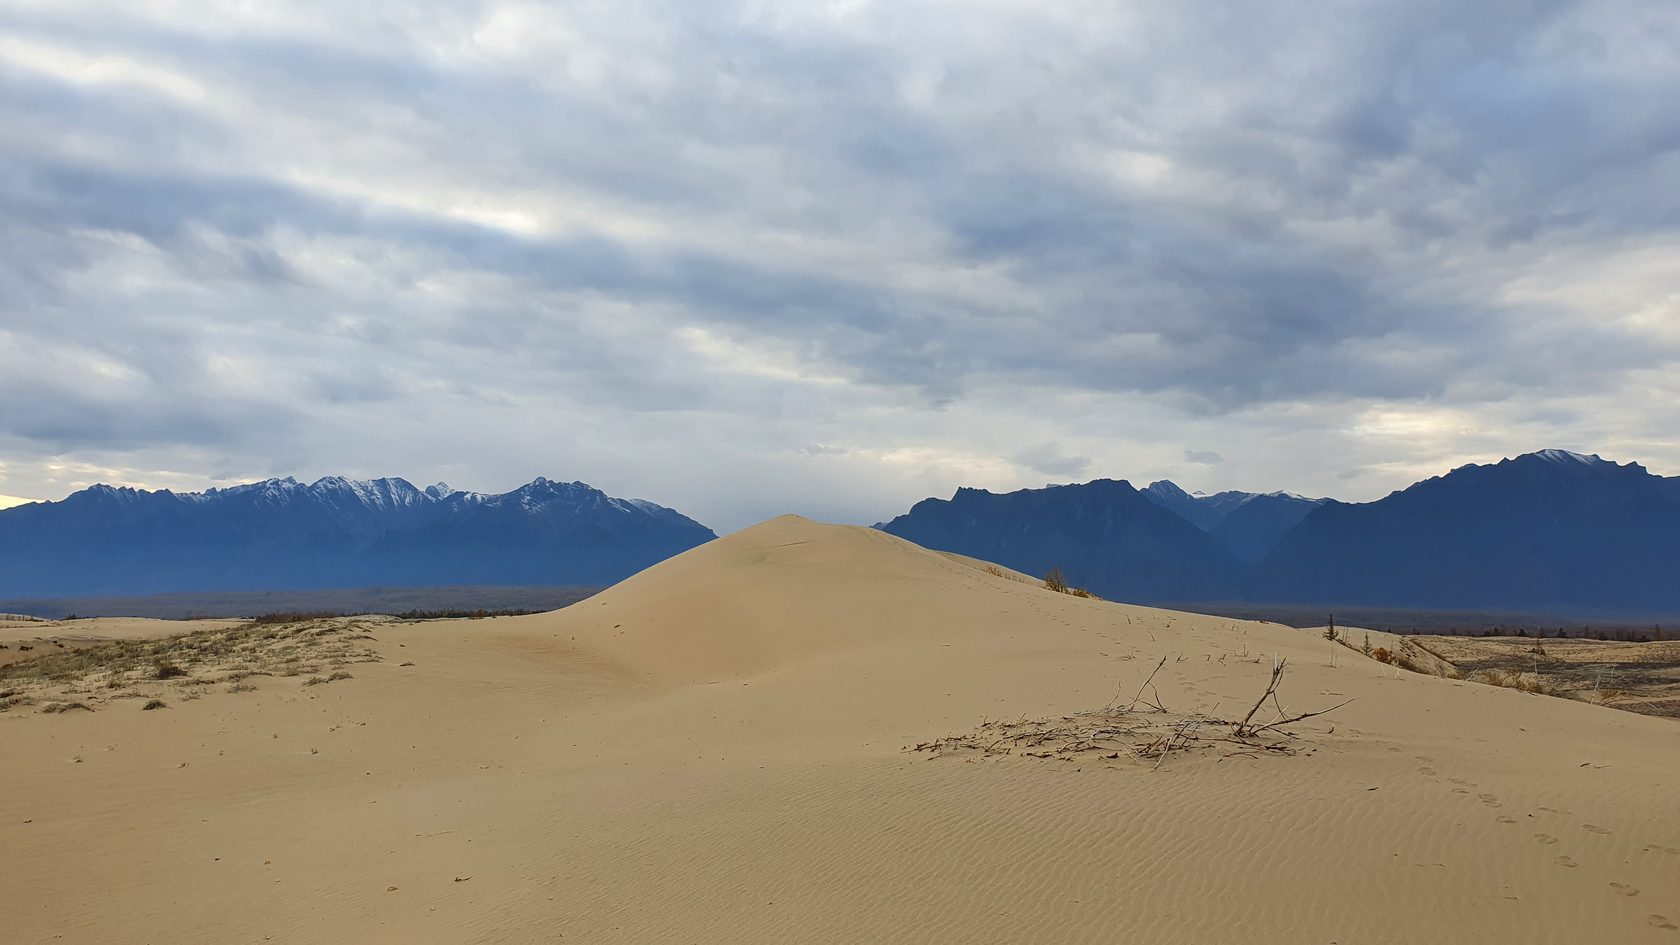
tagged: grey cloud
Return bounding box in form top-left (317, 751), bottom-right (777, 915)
top-left (1, 1), bottom-right (1677, 528)
top-left (1011, 443), bottom-right (1091, 479)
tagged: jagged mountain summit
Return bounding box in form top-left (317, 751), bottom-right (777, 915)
top-left (0, 476), bottom-right (716, 597)
top-left (1141, 481), bottom-right (1326, 563)
top-left (878, 450), bottom-right (1680, 616)
top-left (876, 479), bottom-right (1246, 603)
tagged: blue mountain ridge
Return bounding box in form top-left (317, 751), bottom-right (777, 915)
top-left (0, 475), bottom-right (715, 596)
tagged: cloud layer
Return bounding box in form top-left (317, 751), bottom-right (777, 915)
top-left (4, 0), bottom-right (1678, 530)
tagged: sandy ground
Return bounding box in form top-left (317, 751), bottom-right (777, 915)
top-left (3, 516), bottom-right (1678, 944)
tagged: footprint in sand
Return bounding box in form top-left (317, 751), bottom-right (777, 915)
top-left (1418, 766), bottom-right (1437, 777)
top-left (1610, 883), bottom-right (1639, 897)
top-left (1554, 855), bottom-right (1578, 868)
top-left (1650, 914), bottom-right (1678, 931)
top-left (1643, 844), bottom-right (1680, 856)
top-left (1538, 806), bottom-right (1570, 815)
top-left (1535, 833), bottom-right (1558, 844)
top-left (1479, 793), bottom-right (1502, 808)
top-left (1495, 815), bottom-right (1516, 824)
top-left (1449, 777), bottom-right (1475, 787)
top-left (1583, 824), bottom-right (1612, 835)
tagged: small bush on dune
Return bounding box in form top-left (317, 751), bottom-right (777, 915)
top-left (142, 699), bottom-right (168, 710)
top-left (1041, 567), bottom-right (1098, 599)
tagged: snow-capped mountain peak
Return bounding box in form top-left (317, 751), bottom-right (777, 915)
top-left (1531, 448), bottom-right (1606, 466)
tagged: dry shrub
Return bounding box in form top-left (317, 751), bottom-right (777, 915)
top-left (1473, 669), bottom-right (1562, 696)
top-left (1042, 567), bottom-right (1098, 599)
top-left (141, 699), bottom-right (168, 710)
top-left (1371, 647), bottom-right (1394, 664)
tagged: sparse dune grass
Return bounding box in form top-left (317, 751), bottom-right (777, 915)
top-left (1417, 635), bottom-right (1680, 717)
top-left (0, 616), bottom-right (383, 714)
top-left (1473, 669), bottom-right (1565, 696)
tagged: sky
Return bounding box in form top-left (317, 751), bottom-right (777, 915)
top-left (3, 1), bottom-right (1678, 532)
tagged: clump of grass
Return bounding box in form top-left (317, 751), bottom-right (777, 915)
top-left (227, 682), bottom-right (258, 693)
top-left (1473, 669), bottom-right (1563, 696)
top-left (41, 701), bottom-right (93, 714)
top-left (980, 564), bottom-right (1028, 584)
top-left (153, 660), bottom-right (188, 680)
top-left (302, 670), bottom-right (353, 687)
top-left (141, 699), bottom-right (168, 710)
top-left (1, 692), bottom-right (36, 712)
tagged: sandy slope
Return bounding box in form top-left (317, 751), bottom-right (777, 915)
top-left (3, 516), bottom-right (1678, 944)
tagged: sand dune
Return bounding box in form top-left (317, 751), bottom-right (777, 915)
top-left (3, 515), bottom-right (1678, 943)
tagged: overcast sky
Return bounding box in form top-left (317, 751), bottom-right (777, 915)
top-left (3, 1), bottom-right (1678, 531)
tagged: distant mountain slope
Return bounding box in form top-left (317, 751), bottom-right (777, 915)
top-left (1252, 450), bottom-right (1680, 612)
top-left (1142, 480), bottom-right (1324, 561)
top-left (876, 479), bottom-right (1245, 602)
top-left (1209, 493), bottom-right (1325, 564)
top-left (0, 476), bottom-right (715, 596)
top-left (878, 450), bottom-right (1680, 616)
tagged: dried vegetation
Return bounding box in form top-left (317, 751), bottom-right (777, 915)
top-left (0, 617), bottom-right (384, 715)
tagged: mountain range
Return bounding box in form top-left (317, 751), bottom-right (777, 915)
top-left (0, 476), bottom-right (715, 597)
top-left (4, 449), bottom-right (1676, 615)
top-left (878, 450), bottom-right (1680, 616)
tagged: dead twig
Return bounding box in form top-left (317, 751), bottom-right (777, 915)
top-left (1232, 657), bottom-right (1353, 739)
top-left (1118, 655), bottom-right (1169, 712)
